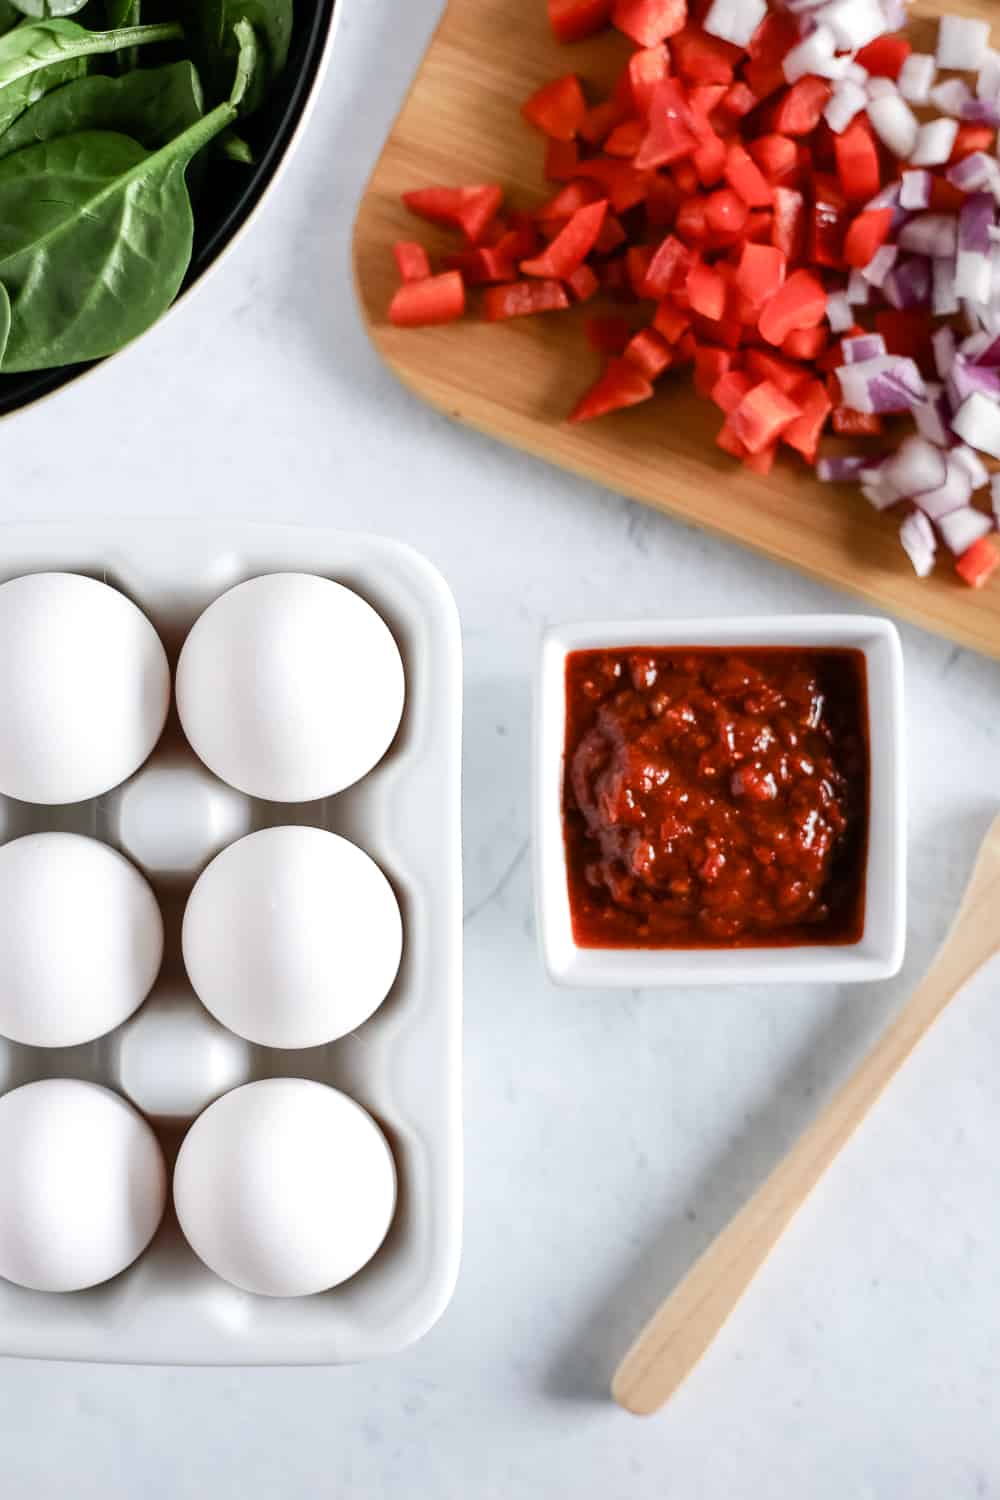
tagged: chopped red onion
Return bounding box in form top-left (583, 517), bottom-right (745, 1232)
top-left (825, 290), bottom-right (854, 332)
top-left (883, 434), bottom-right (949, 496)
top-left (864, 183), bottom-right (901, 212)
top-left (900, 170), bottom-right (932, 210)
top-left (938, 506), bottom-right (994, 555)
top-left (825, 80), bottom-right (868, 133)
top-left (847, 269), bottom-right (871, 304)
top-left (947, 356), bottom-right (1000, 416)
top-left (816, 454), bottom-right (871, 483)
top-left (900, 510), bottom-right (937, 577)
top-left (913, 384), bottom-right (953, 446)
top-left (976, 331), bottom-right (1000, 366)
top-left (962, 99), bottom-right (1000, 128)
top-left (947, 152), bottom-right (999, 193)
top-left (932, 326), bottom-right (957, 378)
top-left (951, 444), bottom-right (990, 492)
top-left (932, 256), bottom-right (960, 317)
top-left (929, 80), bottom-right (974, 118)
top-left (952, 390), bottom-right (1000, 458)
top-left (898, 53), bottom-right (936, 106)
top-left (899, 214), bottom-right (958, 258)
top-left (956, 193), bottom-right (996, 303)
top-left (842, 333), bottom-right (887, 364)
top-left (868, 92), bottom-right (919, 160)
top-left (977, 48), bottom-right (1000, 103)
top-left (862, 244), bottom-right (898, 286)
top-left (784, 24), bottom-right (849, 81)
top-left (884, 256), bottom-right (932, 310)
top-left (862, 480), bottom-right (901, 512)
top-left (937, 15), bottom-right (990, 72)
top-left (960, 330), bottom-right (992, 359)
top-left (704, 0), bottom-right (768, 46)
top-left (838, 355), bottom-right (927, 413)
top-left (916, 454), bottom-right (974, 519)
top-left (822, 0), bottom-right (889, 51)
top-left (909, 118), bottom-right (959, 167)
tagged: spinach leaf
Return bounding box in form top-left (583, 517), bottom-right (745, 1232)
top-left (185, 0), bottom-right (290, 113)
top-left (0, 283), bottom-right (10, 364)
top-left (0, 20), bottom-right (257, 371)
top-left (0, 19), bottom-right (183, 136)
top-left (0, 60), bottom-right (204, 157)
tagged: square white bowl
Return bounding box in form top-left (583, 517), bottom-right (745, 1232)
top-left (535, 615), bottom-right (905, 988)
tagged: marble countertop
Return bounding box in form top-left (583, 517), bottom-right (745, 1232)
top-left (2, 1), bottom-right (1000, 1494)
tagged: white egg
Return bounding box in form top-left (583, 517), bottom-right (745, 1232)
top-left (0, 833), bottom-right (163, 1048)
top-left (0, 572), bottom-right (170, 805)
top-left (182, 826), bottom-right (402, 1049)
top-left (0, 1080), bottom-right (167, 1293)
top-left (173, 1079), bottom-right (396, 1297)
top-left (175, 573), bottom-right (405, 803)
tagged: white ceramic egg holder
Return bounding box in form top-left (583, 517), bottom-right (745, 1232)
top-left (0, 521), bottom-right (462, 1366)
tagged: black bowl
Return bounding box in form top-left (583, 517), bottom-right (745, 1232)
top-left (0, 0), bottom-right (337, 420)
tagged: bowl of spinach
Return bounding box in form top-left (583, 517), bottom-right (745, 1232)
top-left (0, 0), bottom-right (335, 416)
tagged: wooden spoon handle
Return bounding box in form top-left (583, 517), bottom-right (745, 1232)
top-left (612, 822), bottom-right (1000, 1416)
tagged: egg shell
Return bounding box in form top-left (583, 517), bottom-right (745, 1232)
top-left (175, 573), bottom-right (405, 803)
top-left (173, 1079), bottom-right (397, 1297)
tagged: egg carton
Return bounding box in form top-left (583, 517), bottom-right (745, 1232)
top-left (0, 520), bottom-right (462, 1366)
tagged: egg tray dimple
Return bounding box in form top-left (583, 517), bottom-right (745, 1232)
top-left (0, 521), bottom-right (463, 1366)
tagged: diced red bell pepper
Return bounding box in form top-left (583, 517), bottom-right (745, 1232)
top-left (642, 234), bottom-right (692, 298)
top-left (496, 213), bottom-right (539, 260)
top-left (603, 119), bottom-right (643, 156)
top-left (771, 186), bottom-right (805, 261)
top-left (949, 124), bottom-right (996, 164)
top-left (704, 188), bottom-right (749, 238)
top-left (781, 377), bottom-right (831, 461)
top-left (482, 279), bottom-right (570, 321)
top-left (693, 129), bottom-right (728, 186)
top-left (711, 368), bottom-right (754, 412)
top-left (672, 25), bottom-right (741, 85)
top-left (746, 210), bottom-right (774, 243)
top-left (538, 180), bottom-right (604, 227)
top-left (730, 379), bottom-right (801, 453)
top-left (672, 159), bottom-right (699, 195)
top-left (634, 78), bottom-right (699, 168)
top-left (843, 207), bottom-right (893, 270)
top-left (810, 173), bottom-right (848, 268)
top-left (833, 117), bottom-right (881, 206)
top-left (569, 357), bottom-right (655, 421)
top-left (625, 327), bottom-right (673, 379)
top-left (773, 77), bottom-right (832, 137)
top-left (748, 134), bottom-right (798, 184)
top-left (522, 75), bottom-right (588, 141)
top-left (956, 536), bottom-right (1000, 589)
top-left (875, 309), bottom-right (934, 366)
top-left (594, 213), bottom-right (627, 252)
top-left (721, 82), bottom-right (756, 119)
top-left (758, 269), bottom-right (826, 345)
top-left (716, 416), bottom-right (750, 460)
top-left (599, 256), bottom-right (638, 300)
top-left (522, 200), bottom-right (608, 278)
top-left (442, 247), bottom-right (517, 284)
top-left (653, 297), bottom-right (691, 342)
top-left (745, 445), bottom-right (777, 476)
top-left (585, 314), bottom-right (633, 353)
top-left (735, 243), bottom-right (786, 307)
top-left (389, 271), bottom-right (466, 328)
top-left (744, 348), bottom-right (804, 395)
top-left (724, 143), bottom-right (773, 207)
top-left (929, 177), bottom-right (966, 214)
top-left (675, 197), bottom-right (709, 244)
top-left (644, 173), bottom-right (680, 226)
top-left (781, 325), bottom-right (827, 360)
top-left (748, 10), bottom-right (798, 65)
top-left (855, 35), bottom-right (911, 79)
top-left (686, 261), bottom-right (726, 321)
top-left (574, 156), bottom-right (653, 211)
top-left (628, 45), bottom-right (670, 117)
top-left (626, 244), bottom-right (656, 296)
top-left (675, 329), bottom-right (697, 363)
top-left (393, 242), bottom-right (431, 284)
top-left (567, 263), bottom-right (601, 301)
top-left (743, 58), bottom-right (785, 101)
top-left (545, 137), bottom-right (580, 182)
top-left (580, 96), bottom-right (631, 145)
top-left (403, 184), bottom-right (504, 246)
top-left (694, 345), bottom-right (732, 397)
top-left (548, 0), bottom-right (613, 43)
top-left (688, 83), bottom-right (728, 120)
top-left (612, 0), bottom-right (686, 47)
top-left (831, 404), bottom-right (883, 436)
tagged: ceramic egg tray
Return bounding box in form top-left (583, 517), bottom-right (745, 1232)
top-left (0, 520), bottom-right (462, 1366)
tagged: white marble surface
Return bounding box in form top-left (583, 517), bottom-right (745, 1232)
top-left (2, 1), bottom-right (1000, 1494)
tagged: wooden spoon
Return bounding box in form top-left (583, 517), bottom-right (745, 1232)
top-left (612, 814), bottom-right (1000, 1416)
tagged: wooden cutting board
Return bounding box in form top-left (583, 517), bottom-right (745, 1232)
top-left (353, 0), bottom-right (1000, 661)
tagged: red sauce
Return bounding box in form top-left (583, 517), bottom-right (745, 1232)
top-left (563, 646), bottom-right (869, 949)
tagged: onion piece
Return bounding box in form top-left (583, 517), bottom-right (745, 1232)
top-left (862, 480), bottom-right (900, 512)
top-left (821, 0), bottom-right (889, 51)
top-left (841, 333), bottom-right (887, 364)
top-left (929, 80), bottom-right (974, 118)
top-left (866, 77), bottom-right (897, 102)
top-left (977, 48), bottom-right (1000, 103)
top-left (825, 80), bottom-right (868, 133)
top-left (825, 290), bottom-right (854, 332)
top-left (938, 507), bottom-right (994, 556)
top-left (784, 24), bottom-right (848, 81)
top-left (956, 193), bottom-right (996, 304)
top-left (868, 91), bottom-right (919, 160)
top-left (916, 454), bottom-right (974, 519)
top-left (932, 256), bottom-right (960, 317)
top-left (884, 256), bottom-right (932, 311)
top-left (913, 384), bottom-right (952, 446)
top-left (962, 99), bottom-right (1000, 128)
top-left (951, 444), bottom-right (990, 493)
top-left (704, 0), bottom-right (768, 47)
top-left (898, 214), bottom-right (957, 258)
top-left (947, 152), bottom-right (999, 194)
top-left (947, 355), bottom-right (1000, 415)
top-left (862, 244), bottom-right (898, 286)
top-left (899, 170), bottom-right (932, 210)
top-left (976, 331), bottom-right (1000, 367)
top-left (960, 330), bottom-right (992, 359)
top-left (898, 53), bottom-right (936, 106)
top-left (816, 454), bottom-right (871, 483)
top-left (883, 434), bottom-right (949, 496)
top-left (909, 119), bottom-right (959, 167)
top-left (900, 510), bottom-right (936, 577)
top-left (847, 268), bottom-right (871, 304)
top-left (937, 16), bottom-right (990, 73)
top-left (837, 355), bottom-right (927, 414)
top-left (932, 326), bottom-right (957, 379)
top-left (952, 390), bottom-right (1000, 459)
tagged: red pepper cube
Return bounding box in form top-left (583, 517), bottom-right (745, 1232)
top-left (548, 0), bottom-right (613, 43)
top-left (721, 82), bottom-right (756, 118)
top-left (579, 97), bottom-right (630, 146)
top-left (575, 157), bottom-right (652, 212)
top-left (496, 213), bottom-right (540, 260)
top-left (624, 327), bottom-right (673, 379)
top-left (724, 144), bottom-right (773, 208)
top-left (611, 0), bottom-right (686, 48)
top-left (748, 133), bottom-right (798, 185)
top-left (652, 297), bottom-right (691, 343)
top-left (402, 184), bottom-right (505, 246)
top-left (441, 247), bottom-right (517, 284)
top-left (522, 75), bottom-right (588, 142)
top-left (730, 380), bottom-right (801, 453)
top-left (675, 196), bottom-right (709, 244)
top-left (393, 242), bottom-right (432, 284)
top-left (694, 345), bottom-right (732, 397)
top-left (545, 137), bottom-right (580, 182)
top-left (833, 117), bottom-right (881, 206)
top-left (855, 35), bottom-right (911, 79)
top-left (782, 377), bottom-right (832, 462)
top-left (956, 537), bottom-right (1000, 589)
top-left (748, 10), bottom-right (799, 65)
top-left (567, 263), bottom-right (601, 301)
top-left (950, 124), bottom-right (996, 164)
top-left (831, 405), bottom-right (883, 436)
top-left (521, 199), bottom-right (608, 279)
top-left (746, 210), bottom-right (774, 244)
top-left (781, 325), bottom-right (828, 360)
top-left (569, 357), bottom-right (655, 421)
top-left (626, 244), bottom-right (656, 296)
top-left (744, 348), bottom-right (805, 395)
top-left (703, 187), bottom-right (748, 240)
top-left (643, 234), bottom-right (692, 298)
top-left (772, 77), bottom-right (832, 137)
top-left (692, 129), bottom-right (728, 187)
top-left (757, 269), bottom-right (827, 346)
top-left (644, 174), bottom-right (680, 227)
top-left (688, 83), bottom-right (728, 120)
top-left (389, 271), bottom-right (466, 328)
top-left (809, 173), bottom-right (848, 269)
top-left (735, 244), bottom-right (786, 308)
top-left (605, 119), bottom-right (646, 156)
top-left (672, 159), bottom-right (699, 195)
top-left (634, 78), bottom-right (699, 169)
top-left (537, 179), bottom-right (604, 226)
top-left (628, 45), bottom-right (670, 117)
top-left (594, 213), bottom-right (627, 253)
top-left (672, 25), bottom-right (741, 85)
top-left (686, 261), bottom-right (726, 321)
top-left (874, 309), bottom-right (934, 364)
top-left (771, 185), bottom-right (805, 262)
top-left (711, 368), bottom-right (754, 412)
top-left (585, 314), bottom-right (633, 354)
top-left (843, 207), bottom-right (893, 270)
top-left (482, 279), bottom-right (570, 321)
